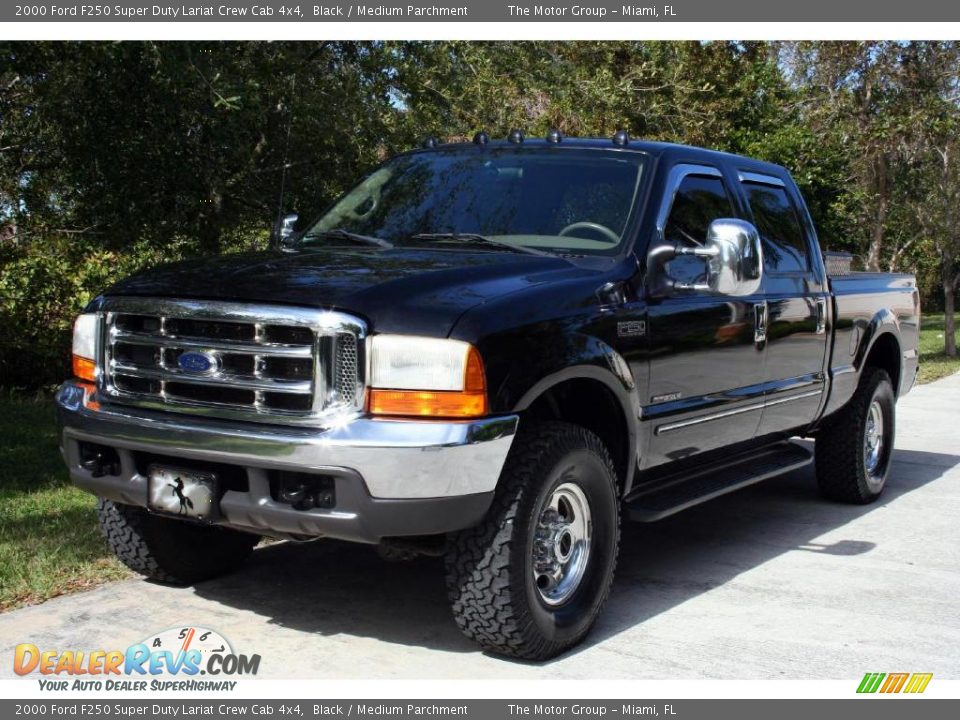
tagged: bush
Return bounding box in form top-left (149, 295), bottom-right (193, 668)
top-left (0, 231), bottom-right (265, 390)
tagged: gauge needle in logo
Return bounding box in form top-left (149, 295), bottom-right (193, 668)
top-left (174, 627), bottom-right (196, 671)
top-left (180, 627), bottom-right (196, 654)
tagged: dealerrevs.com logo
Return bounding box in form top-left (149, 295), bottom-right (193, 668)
top-left (857, 673), bottom-right (933, 694)
top-left (14, 626), bottom-right (260, 692)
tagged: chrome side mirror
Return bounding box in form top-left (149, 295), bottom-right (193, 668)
top-left (271, 212), bottom-right (299, 249)
top-left (647, 218), bottom-right (762, 297)
top-left (703, 218), bottom-right (762, 295)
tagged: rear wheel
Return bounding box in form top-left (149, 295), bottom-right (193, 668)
top-left (97, 498), bottom-right (259, 584)
top-left (815, 368), bottom-right (896, 504)
top-left (444, 421), bottom-right (620, 660)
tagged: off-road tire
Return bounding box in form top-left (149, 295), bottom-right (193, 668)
top-left (444, 421), bottom-right (620, 661)
top-left (815, 367), bottom-right (896, 504)
top-left (97, 498), bottom-right (259, 584)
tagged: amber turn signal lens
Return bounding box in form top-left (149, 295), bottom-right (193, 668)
top-left (369, 389), bottom-right (488, 418)
top-left (72, 354), bottom-right (97, 383)
top-left (463, 345), bottom-right (485, 392)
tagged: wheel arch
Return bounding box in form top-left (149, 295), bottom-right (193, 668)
top-left (514, 365), bottom-right (638, 496)
top-left (855, 310), bottom-right (903, 397)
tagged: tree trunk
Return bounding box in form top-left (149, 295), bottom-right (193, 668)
top-left (196, 190), bottom-right (224, 255)
top-left (946, 280), bottom-right (957, 358)
top-left (944, 239), bottom-right (958, 358)
top-left (197, 221), bottom-right (221, 256)
top-left (865, 155), bottom-right (889, 272)
top-left (866, 201), bottom-right (887, 272)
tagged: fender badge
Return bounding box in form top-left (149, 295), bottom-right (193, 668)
top-left (652, 392), bottom-right (682, 403)
top-left (617, 320), bottom-right (646, 338)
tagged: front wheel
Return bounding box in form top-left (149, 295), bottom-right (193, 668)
top-left (815, 367), bottom-right (896, 504)
top-left (444, 421), bottom-right (620, 660)
top-left (97, 499), bottom-right (259, 584)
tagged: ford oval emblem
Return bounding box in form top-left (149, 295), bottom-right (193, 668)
top-left (178, 351), bottom-right (219, 375)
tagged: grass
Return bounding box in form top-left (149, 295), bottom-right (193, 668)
top-left (0, 313), bottom-right (956, 614)
top-left (917, 314), bottom-right (960, 385)
top-left (0, 392), bottom-right (129, 611)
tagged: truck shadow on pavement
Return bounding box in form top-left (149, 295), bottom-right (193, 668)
top-left (190, 447), bottom-right (959, 662)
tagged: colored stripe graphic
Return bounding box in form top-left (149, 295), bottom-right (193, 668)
top-left (857, 673), bottom-right (885, 693)
top-left (903, 673), bottom-right (933, 694)
top-left (880, 673), bottom-right (910, 693)
top-left (857, 672), bottom-right (932, 694)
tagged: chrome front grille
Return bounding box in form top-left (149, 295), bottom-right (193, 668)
top-left (97, 297), bottom-right (366, 425)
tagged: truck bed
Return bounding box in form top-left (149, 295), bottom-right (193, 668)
top-left (822, 271), bottom-right (921, 417)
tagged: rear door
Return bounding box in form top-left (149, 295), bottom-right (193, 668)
top-left (644, 164), bottom-right (767, 468)
top-left (738, 171), bottom-right (830, 436)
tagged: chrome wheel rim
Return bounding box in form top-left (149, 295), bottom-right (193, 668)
top-left (864, 400), bottom-right (884, 475)
top-left (532, 482), bottom-right (592, 607)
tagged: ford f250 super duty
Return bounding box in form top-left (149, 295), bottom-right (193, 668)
top-left (56, 132), bottom-right (920, 660)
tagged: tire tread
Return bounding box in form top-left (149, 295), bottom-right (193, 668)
top-left (444, 421), bottom-right (620, 660)
top-left (97, 498), bottom-right (257, 584)
top-left (815, 367), bottom-right (893, 504)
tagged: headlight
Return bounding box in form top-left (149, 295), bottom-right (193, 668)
top-left (72, 313), bottom-right (99, 382)
top-left (368, 335), bottom-right (487, 418)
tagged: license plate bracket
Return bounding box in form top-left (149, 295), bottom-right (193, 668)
top-left (147, 465), bottom-right (218, 521)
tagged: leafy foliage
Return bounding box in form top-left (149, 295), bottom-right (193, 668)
top-left (1, 40), bottom-right (959, 387)
top-left (0, 232), bottom-right (264, 387)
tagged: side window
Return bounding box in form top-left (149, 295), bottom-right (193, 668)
top-left (742, 181), bottom-right (809, 273)
top-left (663, 173), bottom-right (735, 285)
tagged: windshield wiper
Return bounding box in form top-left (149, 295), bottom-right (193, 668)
top-left (301, 228), bottom-right (394, 249)
top-left (408, 232), bottom-right (550, 256)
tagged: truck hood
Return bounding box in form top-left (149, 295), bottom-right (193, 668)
top-left (103, 246), bottom-right (604, 336)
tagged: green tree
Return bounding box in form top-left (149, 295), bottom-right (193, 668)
top-left (897, 42), bottom-right (960, 355)
top-left (780, 42), bottom-right (928, 270)
top-left (1, 41), bottom-right (401, 252)
top-left (1, 41), bottom-right (404, 385)
top-left (389, 41), bottom-right (793, 147)
top-left (914, 143), bottom-right (960, 355)
top-left (2, 40), bottom-right (959, 385)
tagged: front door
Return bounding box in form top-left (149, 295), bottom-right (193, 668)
top-left (644, 164), bottom-right (767, 469)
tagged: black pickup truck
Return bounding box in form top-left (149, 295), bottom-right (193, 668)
top-left (56, 133), bottom-right (920, 660)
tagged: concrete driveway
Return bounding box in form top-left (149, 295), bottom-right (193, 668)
top-left (2, 373), bottom-right (959, 679)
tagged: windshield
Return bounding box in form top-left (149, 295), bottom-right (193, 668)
top-left (302, 148), bottom-right (647, 255)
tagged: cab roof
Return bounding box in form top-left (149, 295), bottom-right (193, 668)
top-left (409, 136), bottom-right (789, 178)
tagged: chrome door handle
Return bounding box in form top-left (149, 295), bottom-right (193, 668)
top-left (754, 302), bottom-right (767, 345)
top-left (816, 298), bottom-right (827, 334)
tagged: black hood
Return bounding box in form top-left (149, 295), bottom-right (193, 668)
top-left (103, 246), bottom-right (606, 336)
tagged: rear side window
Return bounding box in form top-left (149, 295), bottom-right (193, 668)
top-left (743, 182), bottom-right (809, 273)
top-left (663, 174), bottom-right (735, 284)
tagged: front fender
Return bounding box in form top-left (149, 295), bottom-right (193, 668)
top-left (490, 332), bottom-right (640, 494)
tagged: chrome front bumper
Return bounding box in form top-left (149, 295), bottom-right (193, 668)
top-left (55, 382), bottom-right (518, 542)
